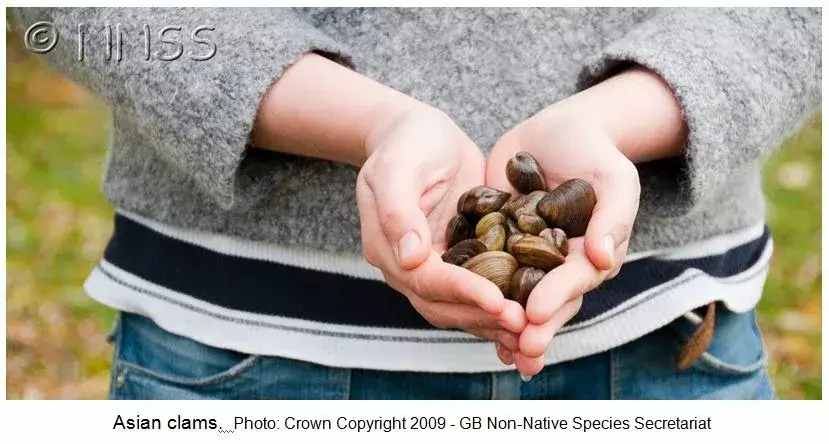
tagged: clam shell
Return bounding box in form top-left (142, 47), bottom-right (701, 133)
top-left (509, 267), bottom-right (546, 308)
top-left (501, 190), bottom-right (546, 219)
top-left (506, 232), bottom-right (525, 255)
top-left (506, 152), bottom-right (547, 194)
top-left (462, 251), bottom-right (518, 296)
top-left (551, 227), bottom-right (569, 256)
top-left (441, 239), bottom-right (487, 266)
top-left (475, 211), bottom-right (507, 238)
top-left (458, 186), bottom-right (511, 221)
top-left (511, 235), bottom-right (566, 271)
top-left (445, 214), bottom-right (473, 248)
top-left (536, 179), bottom-right (597, 237)
top-left (516, 213), bottom-right (547, 235)
top-left (478, 225), bottom-right (506, 252)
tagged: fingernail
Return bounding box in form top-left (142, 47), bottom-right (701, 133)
top-left (520, 373), bottom-right (533, 383)
top-left (398, 231), bottom-right (421, 263)
top-left (603, 234), bottom-right (615, 264)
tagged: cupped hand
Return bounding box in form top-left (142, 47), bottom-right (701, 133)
top-left (485, 114), bottom-right (641, 378)
top-left (356, 106), bottom-right (527, 350)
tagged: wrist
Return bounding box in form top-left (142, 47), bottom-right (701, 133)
top-left (525, 66), bottom-right (688, 164)
top-left (363, 101), bottom-right (445, 160)
top-left (250, 52), bottom-right (432, 168)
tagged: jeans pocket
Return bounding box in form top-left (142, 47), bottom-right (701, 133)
top-left (673, 304), bottom-right (769, 377)
top-left (109, 312), bottom-right (261, 399)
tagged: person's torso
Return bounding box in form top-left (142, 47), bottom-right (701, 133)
top-left (87, 8), bottom-right (774, 372)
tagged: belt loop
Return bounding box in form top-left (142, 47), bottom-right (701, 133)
top-left (677, 301), bottom-right (717, 371)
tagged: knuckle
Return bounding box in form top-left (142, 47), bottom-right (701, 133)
top-left (377, 205), bottom-right (403, 234)
top-left (407, 271), bottom-right (432, 300)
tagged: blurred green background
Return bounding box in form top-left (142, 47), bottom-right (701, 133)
top-left (5, 28), bottom-right (823, 400)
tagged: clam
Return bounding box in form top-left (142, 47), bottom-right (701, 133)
top-left (545, 227), bottom-right (569, 256)
top-left (441, 239), bottom-right (487, 266)
top-left (509, 267), bottom-right (546, 308)
top-left (475, 211), bottom-right (507, 238)
top-left (516, 213), bottom-right (547, 236)
top-left (445, 214), bottom-right (473, 248)
top-left (536, 178), bottom-right (597, 237)
top-left (478, 224), bottom-right (506, 252)
top-left (511, 235), bottom-right (566, 271)
top-left (501, 190), bottom-right (546, 219)
top-left (539, 227), bottom-right (555, 246)
top-left (458, 186), bottom-right (511, 221)
top-left (441, 153), bottom-right (592, 290)
top-left (506, 232), bottom-right (525, 255)
top-left (462, 251), bottom-right (518, 296)
top-left (507, 152), bottom-right (547, 194)
top-left (499, 194), bottom-right (524, 219)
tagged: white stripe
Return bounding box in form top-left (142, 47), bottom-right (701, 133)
top-left (118, 208), bottom-right (766, 281)
top-left (83, 239), bottom-right (772, 373)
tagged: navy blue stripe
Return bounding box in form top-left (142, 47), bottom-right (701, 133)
top-left (102, 214), bottom-right (769, 329)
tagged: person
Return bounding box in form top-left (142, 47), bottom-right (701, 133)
top-left (13, 7), bottom-right (820, 400)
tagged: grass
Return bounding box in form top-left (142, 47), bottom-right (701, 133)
top-left (5, 32), bottom-right (822, 400)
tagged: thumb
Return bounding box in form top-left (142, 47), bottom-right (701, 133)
top-left (369, 172), bottom-right (433, 271)
top-left (584, 173), bottom-right (639, 271)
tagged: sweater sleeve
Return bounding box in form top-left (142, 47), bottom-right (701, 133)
top-left (577, 7), bottom-right (821, 217)
top-left (11, 7), bottom-right (354, 210)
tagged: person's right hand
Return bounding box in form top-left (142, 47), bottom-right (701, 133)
top-left (356, 106), bottom-right (527, 350)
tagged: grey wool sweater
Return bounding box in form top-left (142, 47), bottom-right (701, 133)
top-left (14, 7), bottom-right (822, 259)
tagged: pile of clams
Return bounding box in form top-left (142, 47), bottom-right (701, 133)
top-left (442, 152), bottom-right (596, 308)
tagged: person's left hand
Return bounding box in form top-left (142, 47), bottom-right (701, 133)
top-left (485, 114), bottom-right (641, 380)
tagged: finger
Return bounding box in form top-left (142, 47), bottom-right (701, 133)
top-left (519, 297), bottom-right (584, 357)
top-left (497, 299), bottom-right (529, 334)
top-left (355, 176), bottom-right (388, 268)
top-left (406, 295), bottom-right (505, 331)
top-left (607, 239), bottom-right (630, 280)
top-left (495, 343), bottom-right (515, 365)
top-left (363, 164), bottom-right (434, 271)
top-left (395, 253), bottom-right (507, 314)
top-left (513, 352), bottom-right (545, 381)
top-left (583, 163), bottom-right (640, 271)
top-left (525, 240), bottom-right (606, 325)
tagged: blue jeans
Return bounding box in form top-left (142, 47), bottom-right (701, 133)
top-left (107, 305), bottom-right (776, 400)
